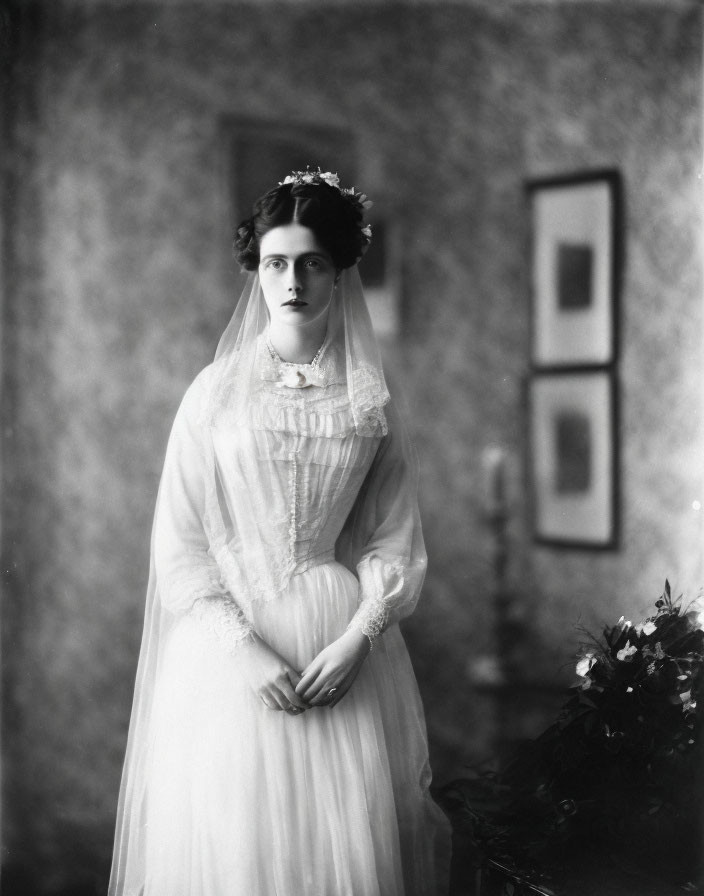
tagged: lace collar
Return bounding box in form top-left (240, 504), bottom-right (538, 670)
top-left (257, 334), bottom-right (345, 390)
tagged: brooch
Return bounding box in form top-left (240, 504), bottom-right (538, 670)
top-left (266, 337), bottom-right (325, 389)
top-left (278, 368), bottom-right (313, 389)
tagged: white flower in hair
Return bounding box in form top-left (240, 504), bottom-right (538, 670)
top-left (278, 168), bottom-right (373, 253)
top-left (280, 168), bottom-right (368, 206)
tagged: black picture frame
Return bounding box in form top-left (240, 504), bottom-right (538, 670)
top-left (526, 170), bottom-right (621, 369)
top-left (528, 370), bottom-right (618, 549)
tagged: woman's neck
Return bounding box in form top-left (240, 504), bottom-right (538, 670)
top-left (267, 320), bottom-right (327, 364)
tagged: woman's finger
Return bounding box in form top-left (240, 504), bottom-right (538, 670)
top-left (263, 682), bottom-right (299, 712)
top-left (288, 668), bottom-right (303, 689)
top-left (270, 690), bottom-right (291, 712)
top-left (310, 653), bottom-right (364, 706)
top-left (300, 671), bottom-right (335, 704)
top-left (306, 675), bottom-right (344, 706)
top-left (328, 681), bottom-right (352, 708)
top-left (327, 672), bottom-right (352, 708)
top-left (259, 693), bottom-right (279, 711)
top-left (295, 663), bottom-right (325, 699)
top-left (329, 665), bottom-right (362, 708)
top-left (279, 675), bottom-right (309, 711)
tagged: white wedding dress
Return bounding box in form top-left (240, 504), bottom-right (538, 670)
top-left (110, 334), bottom-right (450, 896)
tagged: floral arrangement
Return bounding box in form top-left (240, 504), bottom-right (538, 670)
top-left (441, 582), bottom-right (703, 886)
top-left (573, 579), bottom-right (700, 755)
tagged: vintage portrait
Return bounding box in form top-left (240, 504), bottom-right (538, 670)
top-left (2, 3), bottom-right (702, 896)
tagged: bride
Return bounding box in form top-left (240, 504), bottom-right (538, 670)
top-left (109, 169), bottom-right (451, 896)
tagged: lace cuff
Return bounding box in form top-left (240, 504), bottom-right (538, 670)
top-left (347, 555), bottom-right (407, 647)
top-left (191, 592), bottom-right (255, 654)
top-left (347, 595), bottom-right (388, 649)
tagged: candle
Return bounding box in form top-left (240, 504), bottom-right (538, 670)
top-left (482, 446), bottom-right (507, 514)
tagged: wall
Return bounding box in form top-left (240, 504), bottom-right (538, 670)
top-left (516, 5), bottom-right (704, 652)
top-left (2, 2), bottom-right (702, 891)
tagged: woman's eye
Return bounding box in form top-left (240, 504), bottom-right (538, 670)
top-left (266, 259), bottom-right (284, 270)
top-left (305, 259), bottom-right (322, 269)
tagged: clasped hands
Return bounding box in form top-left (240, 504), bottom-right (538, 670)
top-left (243, 628), bottom-right (371, 714)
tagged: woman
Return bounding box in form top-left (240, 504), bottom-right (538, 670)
top-left (109, 169), bottom-right (450, 896)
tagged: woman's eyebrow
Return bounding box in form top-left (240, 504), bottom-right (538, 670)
top-left (261, 251), bottom-right (328, 262)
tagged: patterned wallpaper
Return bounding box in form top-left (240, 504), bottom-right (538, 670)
top-left (2, 2), bottom-right (701, 890)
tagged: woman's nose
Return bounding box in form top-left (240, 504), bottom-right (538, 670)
top-left (287, 265), bottom-right (302, 293)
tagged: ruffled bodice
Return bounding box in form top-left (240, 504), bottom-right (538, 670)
top-left (209, 400), bottom-right (380, 608)
top-left (153, 335), bottom-right (427, 651)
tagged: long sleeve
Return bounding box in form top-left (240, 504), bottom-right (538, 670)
top-left (340, 399), bottom-right (427, 645)
top-left (153, 369), bottom-right (255, 651)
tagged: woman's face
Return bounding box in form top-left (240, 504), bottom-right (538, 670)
top-left (258, 224), bottom-right (338, 329)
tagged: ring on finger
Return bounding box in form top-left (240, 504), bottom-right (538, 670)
top-left (327, 687), bottom-right (338, 699)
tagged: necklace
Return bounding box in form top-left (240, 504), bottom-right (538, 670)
top-left (266, 337), bottom-right (325, 368)
top-left (266, 337), bottom-right (326, 389)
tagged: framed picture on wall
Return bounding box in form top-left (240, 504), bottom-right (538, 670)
top-left (527, 170), bottom-right (621, 368)
top-left (529, 370), bottom-right (618, 548)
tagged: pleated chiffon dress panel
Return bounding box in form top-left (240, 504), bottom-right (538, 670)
top-left (111, 337), bottom-right (451, 896)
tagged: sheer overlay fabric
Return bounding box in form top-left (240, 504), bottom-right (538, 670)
top-left (109, 269), bottom-right (451, 896)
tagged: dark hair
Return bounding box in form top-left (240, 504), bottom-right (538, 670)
top-left (234, 181), bottom-right (368, 271)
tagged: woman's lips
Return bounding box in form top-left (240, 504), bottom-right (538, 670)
top-left (282, 299), bottom-right (307, 307)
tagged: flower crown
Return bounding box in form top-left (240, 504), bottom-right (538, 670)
top-left (279, 167), bottom-right (373, 245)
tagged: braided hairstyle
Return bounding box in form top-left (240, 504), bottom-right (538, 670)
top-left (234, 179), bottom-right (370, 272)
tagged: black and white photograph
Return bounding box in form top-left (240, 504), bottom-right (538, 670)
top-left (1, 4), bottom-right (703, 896)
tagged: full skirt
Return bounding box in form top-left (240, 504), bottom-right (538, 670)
top-left (142, 561), bottom-right (450, 896)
